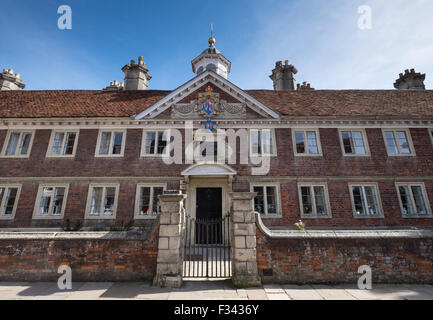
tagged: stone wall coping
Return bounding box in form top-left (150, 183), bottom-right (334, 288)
top-left (159, 192), bottom-right (186, 202)
top-left (254, 212), bottom-right (433, 239)
top-left (230, 192), bottom-right (257, 200)
top-left (0, 231), bottom-right (157, 240)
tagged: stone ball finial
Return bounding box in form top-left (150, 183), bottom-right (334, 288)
top-left (8, 69), bottom-right (13, 74)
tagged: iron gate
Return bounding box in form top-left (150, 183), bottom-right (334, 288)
top-left (183, 213), bottom-right (231, 278)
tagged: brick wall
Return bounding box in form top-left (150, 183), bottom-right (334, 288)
top-left (256, 227), bottom-right (433, 284)
top-left (0, 231), bottom-right (159, 281)
top-left (1, 127), bottom-right (433, 229)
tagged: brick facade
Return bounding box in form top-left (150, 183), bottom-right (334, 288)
top-left (1, 127), bottom-right (432, 229)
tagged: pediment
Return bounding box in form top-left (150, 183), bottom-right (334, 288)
top-left (181, 163), bottom-right (237, 176)
top-left (134, 70), bottom-right (279, 120)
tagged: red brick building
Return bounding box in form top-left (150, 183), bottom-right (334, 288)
top-left (1, 39), bottom-right (433, 232)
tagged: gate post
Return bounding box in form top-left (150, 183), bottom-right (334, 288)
top-left (153, 191), bottom-right (186, 288)
top-left (230, 192), bottom-right (262, 288)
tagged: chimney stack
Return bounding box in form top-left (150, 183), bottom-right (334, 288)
top-left (394, 68), bottom-right (425, 90)
top-left (103, 80), bottom-right (124, 91)
top-left (297, 81), bottom-right (315, 91)
top-left (0, 68), bottom-right (25, 90)
top-left (269, 60), bottom-right (298, 91)
top-left (121, 56), bottom-right (151, 90)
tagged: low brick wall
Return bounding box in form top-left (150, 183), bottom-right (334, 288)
top-left (0, 227), bottom-right (159, 282)
top-left (255, 214), bottom-right (433, 284)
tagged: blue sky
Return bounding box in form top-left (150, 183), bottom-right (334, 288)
top-left (1, 0), bottom-right (432, 90)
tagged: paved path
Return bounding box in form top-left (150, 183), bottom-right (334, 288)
top-left (0, 281), bottom-right (432, 300)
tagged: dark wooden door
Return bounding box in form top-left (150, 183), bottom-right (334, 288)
top-left (196, 188), bottom-right (222, 221)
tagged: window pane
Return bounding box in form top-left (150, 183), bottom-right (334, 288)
top-left (352, 186), bottom-right (365, 215)
top-left (3, 188), bottom-right (18, 216)
top-left (399, 186), bottom-right (414, 215)
top-left (266, 186), bottom-right (277, 214)
top-left (51, 187), bottom-right (65, 215)
top-left (262, 130), bottom-right (273, 154)
top-left (306, 131), bottom-right (318, 154)
top-left (19, 132), bottom-right (32, 155)
top-left (112, 132), bottom-right (123, 154)
top-left (352, 131), bottom-right (366, 155)
top-left (39, 187), bottom-right (53, 215)
top-left (63, 132), bottom-right (76, 155)
top-left (103, 187), bottom-right (115, 215)
top-left (411, 186), bottom-right (427, 215)
top-left (341, 132), bottom-right (353, 154)
top-left (314, 186), bottom-right (327, 215)
top-left (301, 186), bottom-right (313, 214)
top-left (364, 186), bottom-right (378, 215)
top-left (385, 131), bottom-right (398, 154)
top-left (253, 186), bottom-right (264, 215)
top-left (251, 131), bottom-right (261, 155)
top-left (145, 132), bottom-right (156, 154)
top-left (99, 132), bottom-right (111, 155)
top-left (90, 187), bottom-right (103, 216)
top-left (295, 131), bottom-right (305, 154)
top-left (152, 187), bottom-right (164, 216)
top-left (396, 131), bottom-right (411, 154)
top-left (157, 131), bottom-right (167, 154)
top-left (52, 132), bottom-right (64, 155)
top-left (139, 187), bottom-right (151, 215)
top-left (6, 132), bottom-right (20, 155)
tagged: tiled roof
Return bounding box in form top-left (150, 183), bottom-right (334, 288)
top-left (1, 89), bottom-right (433, 118)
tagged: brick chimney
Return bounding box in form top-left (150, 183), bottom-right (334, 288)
top-left (121, 56), bottom-right (151, 90)
top-left (394, 68), bottom-right (425, 90)
top-left (0, 68), bottom-right (25, 90)
top-left (297, 81), bottom-right (315, 91)
top-left (103, 80), bottom-right (124, 91)
top-left (269, 60), bottom-right (298, 91)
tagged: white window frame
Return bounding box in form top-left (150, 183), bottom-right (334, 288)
top-left (0, 130), bottom-right (35, 158)
top-left (95, 129), bottom-right (126, 157)
top-left (32, 184), bottom-right (69, 220)
top-left (338, 128), bottom-right (370, 156)
top-left (249, 129), bottom-right (277, 157)
top-left (292, 128), bottom-right (322, 156)
top-left (0, 184), bottom-right (22, 220)
top-left (46, 130), bottom-right (79, 158)
top-left (85, 184), bottom-right (120, 219)
top-left (141, 130), bottom-right (169, 157)
top-left (297, 182), bottom-right (332, 218)
top-left (395, 182), bottom-right (432, 218)
top-left (134, 183), bottom-right (167, 219)
top-left (250, 182), bottom-right (282, 218)
top-left (382, 128), bottom-right (416, 156)
top-left (348, 183), bottom-right (384, 219)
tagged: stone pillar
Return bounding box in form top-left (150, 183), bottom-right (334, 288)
top-left (230, 192), bottom-right (261, 288)
top-left (153, 191), bottom-right (186, 288)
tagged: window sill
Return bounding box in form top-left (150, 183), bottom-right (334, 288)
top-left (32, 215), bottom-right (65, 220)
top-left (85, 215), bottom-right (116, 220)
top-left (294, 154), bottom-right (323, 157)
top-left (402, 215), bottom-right (433, 219)
top-left (300, 215), bottom-right (332, 219)
top-left (134, 215), bottom-right (158, 220)
top-left (260, 215), bottom-right (282, 219)
top-left (353, 215), bottom-right (384, 219)
top-left (45, 155), bottom-right (76, 158)
top-left (94, 154), bottom-right (124, 158)
top-left (0, 216), bottom-right (15, 220)
top-left (0, 155), bottom-right (30, 159)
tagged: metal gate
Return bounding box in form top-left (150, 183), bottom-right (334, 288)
top-left (183, 213), bottom-right (231, 278)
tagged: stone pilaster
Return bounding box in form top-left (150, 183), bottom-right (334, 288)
top-left (230, 192), bottom-right (261, 288)
top-left (153, 191), bottom-right (186, 288)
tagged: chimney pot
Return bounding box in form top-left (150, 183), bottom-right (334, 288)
top-left (405, 69), bottom-right (409, 74)
top-left (284, 60), bottom-right (289, 66)
top-left (410, 68), bottom-right (415, 73)
top-left (399, 73), bottom-right (404, 78)
top-left (8, 69), bottom-right (13, 74)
